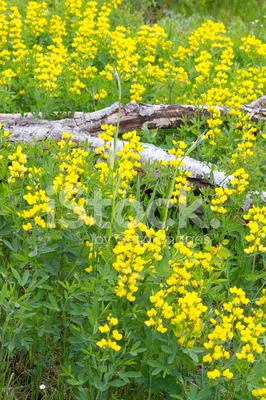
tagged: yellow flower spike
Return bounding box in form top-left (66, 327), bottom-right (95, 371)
top-left (85, 266), bottom-right (93, 273)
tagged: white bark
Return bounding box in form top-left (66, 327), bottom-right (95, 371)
top-left (0, 96), bottom-right (265, 140)
top-left (1, 97), bottom-right (265, 206)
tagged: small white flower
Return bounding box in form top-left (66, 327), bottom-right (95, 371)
top-left (40, 384), bottom-right (46, 390)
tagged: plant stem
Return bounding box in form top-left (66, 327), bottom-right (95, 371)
top-left (107, 69), bottom-right (122, 252)
top-left (252, 253), bottom-right (256, 274)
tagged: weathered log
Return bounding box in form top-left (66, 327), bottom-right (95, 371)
top-left (0, 97), bottom-right (265, 142)
top-left (1, 97), bottom-right (265, 206)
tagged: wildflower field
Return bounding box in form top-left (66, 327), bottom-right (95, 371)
top-left (0, 0), bottom-right (266, 399)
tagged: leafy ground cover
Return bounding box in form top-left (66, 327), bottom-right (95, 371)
top-left (0, 0), bottom-right (266, 399)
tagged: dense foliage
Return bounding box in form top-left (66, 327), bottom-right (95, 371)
top-left (0, 0), bottom-right (266, 399)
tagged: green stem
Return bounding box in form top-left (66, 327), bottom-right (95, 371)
top-left (107, 69), bottom-right (122, 252)
top-left (252, 253), bottom-right (256, 274)
top-left (214, 384), bottom-right (219, 400)
top-left (162, 163), bottom-right (179, 230)
top-left (110, 68), bottom-right (121, 172)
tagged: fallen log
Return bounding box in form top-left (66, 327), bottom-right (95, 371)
top-left (1, 97), bottom-right (265, 206)
top-left (0, 96), bottom-right (265, 141)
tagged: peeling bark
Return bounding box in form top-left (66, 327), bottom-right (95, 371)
top-left (0, 96), bottom-right (265, 142)
top-left (1, 97), bottom-right (265, 206)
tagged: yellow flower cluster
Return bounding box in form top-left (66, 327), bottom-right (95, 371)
top-left (96, 316), bottom-right (122, 352)
top-left (18, 165), bottom-right (51, 229)
top-left (94, 89), bottom-right (108, 101)
top-left (96, 125), bottom-right (143, 198)
top-left (117, 130), bottom-right (143, 198)
top-left (8, 145), bottom-right (27, 183)
top-left (205, 107), bottom-right (223, 146)
top-left (211, 187), bottom-right (234, 214)
top-left (15, 133), bottom-right (97, 231)
top-left (229, 168), bottom-right (249, 193)
top-left (9, 6), bottom-right (28, 63)
top-left (203, 287), bottom-right (266, 379)
top-left (145, 239), bottom-right (221, 346)
top-left (171, 171), bottom-right (192, 205)
top-left (231, 111), bottom-right (258, 164)
top-left (95, 124), bottom-right (116, 183)
top-left (244, 205), bottom-right (266, 254)
top-left (25, 1), bottom-right (48, 38)
top-left (211, 168), bottom-right (249, 214)
top-left (113, 221), bottom-right (166, 302)
top-left (34, 38), bottom-right (68, 93)
top-left (52, 133), bottom-right (95, 228)
top-left (240, 35), bottom-right (266, 59)
top-left (130, 84), bottom-right (146, 102)
top-left (0, 0), bottom-right (264, 110)
top-left (168, 140), bottom-right (188, 160)
top-left (253, 378), bottom-right (266, 399)
top-left (207, 368), bottom-right (233, 380)
top-left (21, 188), bottom-right (49, 229)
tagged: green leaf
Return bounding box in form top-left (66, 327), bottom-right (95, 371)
top-left (162, 345), bottom-right (173, 354)
top-left (11, 266), bottom-right (22, 285)
top-left (168, 354), bottom-right (175, 364)
top-left (0, 283), bottom-right (7, 303)
top-left (48, 293), bottom-right (60, 311)
top-left (39, 244), bottom-right (60, 254)
top-left (217, 246), bottom-right (231, 259)
top-left (66, 378), bottom-right (80, 386)
top-left (247, 270), bottom-right (266, 281)
top-left (121, 371), bottom-right (142, 378)
top-left (130, 347), bottom-right (146, 356)
top-left (0, 226), bottom-right (13, 236)
top-left (182, 348), bottom-right (199, 363)
top-left (13, 254), bottom-right (27, 261)
top-left (130, 340), bottom-right (141, 351)
top-left (21, 270), bottom-right (30, 286)
top-left (2, 239), bottom-right (15, 251)
top-left (28, 249), bottom-right (38, 257)
top-left (109, 379), bottom-right (126, 387)
top-left (151, 367), bottom-right (163, 376)
top-left (148, 360), bottom-right (161, 368)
